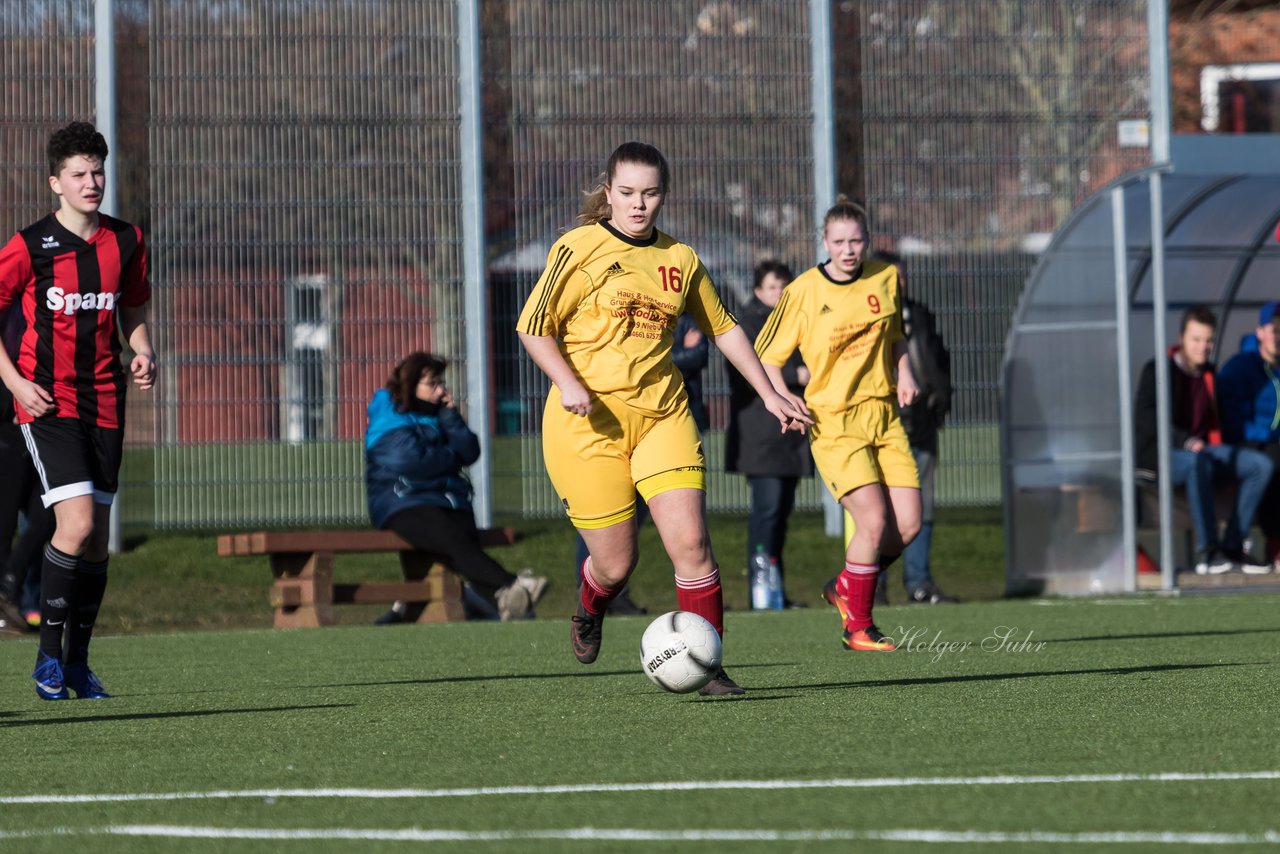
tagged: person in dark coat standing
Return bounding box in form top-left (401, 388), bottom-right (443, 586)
top-left (725, 260), bottom-right (812, 607)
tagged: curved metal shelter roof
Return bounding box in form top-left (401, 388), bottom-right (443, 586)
top-left (1002, 169), bottom-right (1280, 596)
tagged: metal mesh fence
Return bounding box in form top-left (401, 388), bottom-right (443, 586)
top-left (857, 0), bottom-right (1152, 504)
top-left (0, 2), bottom-right (96, 229)
top-left (497, 0), bottom-right (820, 518)
top-left (146, 0), bottom-right (466, 526)
top-left (1, 0), bottom-right (1167, 527)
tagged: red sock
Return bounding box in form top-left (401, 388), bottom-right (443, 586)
top-left (676, 567), bottom-right (724, 637)
top-left (839, 560), bottom-right (878, 632)
top-left (579, 556), bottom-right (619, 616)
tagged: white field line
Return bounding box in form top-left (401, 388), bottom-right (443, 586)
top-left (0, 825), bottom-right (1279, 845)
top-left (1, 770), bottom-right (1278, 806)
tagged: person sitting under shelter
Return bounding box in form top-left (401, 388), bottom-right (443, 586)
top-left (1134, 305), bottom-right (1271, 575)
top-left (1216, 301), bottom-right (1280, 571)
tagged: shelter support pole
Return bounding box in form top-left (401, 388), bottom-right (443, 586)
top-left (1111, 188), bottom-right (1137, 592)
top-left (1149, 174), bottom-right (1175, 590)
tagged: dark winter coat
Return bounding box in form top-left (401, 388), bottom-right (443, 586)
top-left (364, 388), bottom-right (480, 529)
top-left (1217, 334), bottom-right (1280, 445)
top-left (1134, 348), bottom-right (1222, 472)
top-left (899, 297), bottom-right (952, 450)
top-left (672, 312), bottom-right (710, 431)
top-left (725, 296), bottom-right (814, 477)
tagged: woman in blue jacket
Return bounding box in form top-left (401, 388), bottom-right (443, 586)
top-left (366, 352), bottom-right (546, 622)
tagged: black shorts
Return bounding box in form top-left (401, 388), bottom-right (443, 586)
top-left (20, 417), bottom-right (124, 507)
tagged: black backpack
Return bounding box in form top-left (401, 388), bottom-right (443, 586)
top-left (902, 297), bottom-right (952, 432)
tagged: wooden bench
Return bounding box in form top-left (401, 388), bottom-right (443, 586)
top-left (216, 527), bottom-right (516, 629)
top-left (1020, 476), bottom-right (1234, 537)
top-left (1021, 477), bottom-right (1243, 580)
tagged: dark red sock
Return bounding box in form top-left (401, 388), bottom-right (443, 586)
top-left (579, 557), bottom-right (619, 616)
top-left (676, 567), bottom-right (723, 637)
top-left (839, 560), bottom-right (878, 632)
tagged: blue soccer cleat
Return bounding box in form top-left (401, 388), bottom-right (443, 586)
top-left (64, 661), bottom-right (111, 699)
top-left (33, 651), bottom-right (70, 701)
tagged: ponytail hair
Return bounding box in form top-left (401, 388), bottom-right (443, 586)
top-left (822, 195), bottom-right (870, 238)
top-left (577, 141), bottom-right (671, 226)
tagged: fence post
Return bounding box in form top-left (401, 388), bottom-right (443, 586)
top-left (810, 0), bottom-right (843, 538)
top-left (459, 0), bottom-right (491, 526)
top-left (96, 0), bottom-right (124, 553)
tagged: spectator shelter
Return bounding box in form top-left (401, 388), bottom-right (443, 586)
top-left (1003, 135), bottom-right (1280, 596)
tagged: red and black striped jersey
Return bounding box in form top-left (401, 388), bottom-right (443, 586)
top-left (0, 212), bottom-right (150, 428)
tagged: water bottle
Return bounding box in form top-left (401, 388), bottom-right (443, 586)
top-left (749, 546), bottom-right (772, 610)
top-left (766, 556), bottom-right (784, 610)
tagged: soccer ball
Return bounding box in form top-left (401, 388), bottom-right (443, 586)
top-left (639, 611), bottom-right (722, 694)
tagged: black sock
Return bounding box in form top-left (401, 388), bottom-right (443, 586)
top-left (38, 545), bottom-right (79, 661)
top-left (65, 557), bottom-right (109, 666)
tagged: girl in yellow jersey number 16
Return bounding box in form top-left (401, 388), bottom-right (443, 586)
top-left (755, 199), bottom-right (922, 652)
top-left (516, 142), bottom-right (811, 696)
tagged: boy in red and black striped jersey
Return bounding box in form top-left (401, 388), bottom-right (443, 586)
top-left (0, 121), bottom-right (156, 700)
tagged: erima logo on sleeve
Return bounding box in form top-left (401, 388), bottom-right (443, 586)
top-left (41, 236), bottom-right (59, 249)
top-left (45, 287), bottom-right (116, 315)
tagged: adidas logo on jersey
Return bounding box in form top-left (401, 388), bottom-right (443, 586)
top-left (41, 235), bottom-right (59, 249)
top-left (46, 286), bottom-right (116, 315)
top-left (820, 304), bottom-right (833, 314)
top-left (604, 262), bottom-right (625, 277)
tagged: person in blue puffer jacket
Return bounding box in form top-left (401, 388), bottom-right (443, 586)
top-left (365, 352), bottom-right (547, 622)
top-left (1218, 302), bottom-right (1280, 567)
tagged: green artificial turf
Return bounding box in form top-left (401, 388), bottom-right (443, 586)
top-left (92, 505), bottom-right (1007, 634)
top-left (2, 592), bottom-right (1278, 852)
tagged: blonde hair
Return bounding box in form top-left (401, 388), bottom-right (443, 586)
top-left (576, 141), bottom-right (671, 226)
top-left (822, 195), bottom-right (870, 238)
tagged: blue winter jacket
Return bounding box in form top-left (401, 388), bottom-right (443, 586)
top-left (364, 388), bottom-right (480, 528)
top-left (1217, 333), bottom-right (1280, 445)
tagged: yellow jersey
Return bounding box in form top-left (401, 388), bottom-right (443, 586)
top-left (755, 259), bottom-right (904, 413)
top-left (517, 220), bottom-right (737, 417)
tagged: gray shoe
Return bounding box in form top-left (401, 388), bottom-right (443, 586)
top-left (907, 583), bottom-right (958, 604)
top-left (0, 595), bottom-right (26, 634)
top-left (1223, 549), bottom-right (1271, 575)
top-left (514, 569), bottom-right (549, 606)
top-left (697, 667), bottom-right (746, 697)
top-left (495, 582), bottom-right (532, 622)
top-left (1194, 548), bottom-right (1234, 575)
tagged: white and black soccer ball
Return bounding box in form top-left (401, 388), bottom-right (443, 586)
top-left (639, 611), bottom-right (722, 694)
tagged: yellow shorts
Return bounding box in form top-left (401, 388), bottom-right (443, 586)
top-left (809, 398), bottom-right (919, 500)
top-left (542, 388), bottom-right (705, 529)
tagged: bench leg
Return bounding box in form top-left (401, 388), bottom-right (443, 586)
top-left (269, 553), bottom-right (335, 628)
top-left (401, 553), bottom-right (465, 623)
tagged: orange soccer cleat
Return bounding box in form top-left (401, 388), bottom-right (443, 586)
top-left (821, 577), bottom-right (851, 624)
top-left (842, 625), bottom-right (897, 652)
